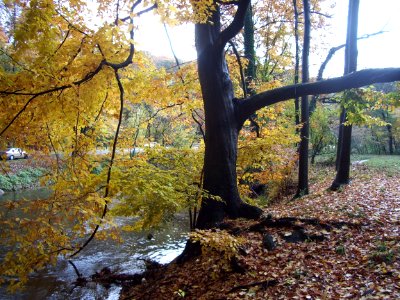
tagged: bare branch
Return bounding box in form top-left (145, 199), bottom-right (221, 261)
top-left (120, 1), bottom-right (156, 21)
top-left (228, 40), bottom-right (247, 98)
top-left (137, 3), bottom-right (157, 16)
top-left (257, 19), bottom-right (300, 31)
top-left (318, 30), bottom-right (386, 82)
top-left (219, 0), bottom-right (250, 50)
top-left (164, 23), bottom-right (181, 69)
top-left (54, 29), bottom-right (70, 55)
top-left (56, 9), bottom-right (89, 36)
top-left (310, 30), bottom-right (386, 114)
top-left (310, 11), bottom-right (332, 18)
top-left (192, 110), bottom-right (205, 141)
top-left (216, 0), bottom-right (240, 5)
top-left (115, 0), bottom-right (122, 25)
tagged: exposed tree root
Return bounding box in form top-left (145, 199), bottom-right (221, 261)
top-left (71, 259), bottom-right (164, 291)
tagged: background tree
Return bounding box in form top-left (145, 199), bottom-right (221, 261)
top-left (293, 0), bottom-right (300, 128)
top-left (310, 104), bottom-right (337, 164)
top-left (331, 0), bottom-right (360, 190)
top-left (295, 0), bottom-right (311, 197)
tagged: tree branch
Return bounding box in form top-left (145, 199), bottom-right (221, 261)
top-left (216, 0), bottom-right (239, 5)
top-left (310, 11), bottom-right (332, 18)
top-left (228, 41), bottom-right (247, 98)
top-left (0, 61), bottom-right (105, 136)
top-left (218, 0), bottom-right (250, 50)
top-left (70, 69), bottom-right (125, 258)
top-left (236, 68), bottom-right (400, 124)
top-left (56, 9), bottom-right (89, 36)
top-left (317, 30), bottom-right (385, 82)
top-left (192, 110), bottom-right (205, 141)
top-left (137, 3), bottom-right (157, 16)
top-left (309, 30), bottom-right (385, 114)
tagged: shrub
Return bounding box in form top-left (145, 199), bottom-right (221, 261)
top-left (0, 175), bottom-right (13, 191)
top-left (190, 229), bottom-right (243, 277)
top-left (0, 168), bottom-right (46, 191)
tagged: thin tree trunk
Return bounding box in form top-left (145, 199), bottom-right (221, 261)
top-left (244, 4), bottom-right (256, 87)
top-left (386, 123), bottom-right (394, 154)
top-left (335, 109), bottom-right (345, 170)
top-left (331, 0), bottom-right (360, 190)
top-left (293, 0), bottom-right (300, 129)
top-left (244, 4), bottom-right (261, 137)
top-left (296, 0), bottom-right (311, 197)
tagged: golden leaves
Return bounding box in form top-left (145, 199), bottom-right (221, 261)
top-left (110, 147), bottom-right (204, 231)
top-left (190, 229), bottom-right (244, 276)
top-left (237, 102), bottom-right (299, 200)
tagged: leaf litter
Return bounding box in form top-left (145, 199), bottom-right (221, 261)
top-left (121, 166), bottom-right (400, 299)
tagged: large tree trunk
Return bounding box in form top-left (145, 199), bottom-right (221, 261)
top-left (194, 6), bottom-right (262, 229)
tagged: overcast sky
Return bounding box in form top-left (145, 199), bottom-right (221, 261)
top-left (321, 0), bottom-right (400, 77)
top-left (135, 0), bottom-right (400, 78)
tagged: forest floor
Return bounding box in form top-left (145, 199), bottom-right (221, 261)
top-left (120, 163), bottom-right (400, 299)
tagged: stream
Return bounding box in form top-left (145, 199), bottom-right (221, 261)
top-left (0, 189), bottom-right (189, 300)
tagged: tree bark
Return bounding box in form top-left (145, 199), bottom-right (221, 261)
top-left (293, 0), bottom-right (300, 129)
top-left (243, 3), bottom-right (260, 137)
top-left (195, 2), bottom-right (262, 229)
top-left (331, 0), bottom-right (359, 190)
top-left (235, 68), bottom-right (400, 124)
top-left (387, 123), bottom-right (394, 155)
top-left (296, 0), bottom-right (311, 197)
top-left (244, 4), bottom-right (256, 85)
top-left (335, 109), bottom-right (345, 170)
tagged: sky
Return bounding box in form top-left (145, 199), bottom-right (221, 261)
top-left (134, 0), bottom-right (400, 78)
top-left (321, 0), bottom-right (400, 77)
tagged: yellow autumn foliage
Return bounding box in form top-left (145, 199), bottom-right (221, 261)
top-left (237, 102), bottom-right (299, 201)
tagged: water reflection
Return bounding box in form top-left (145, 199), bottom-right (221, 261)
top-left (0, 190), bottom-right (189, 300)
top-left (0, 188), bottom-right (51, 202)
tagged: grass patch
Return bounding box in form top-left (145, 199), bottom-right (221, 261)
top-left (351, 155), bottom-right (400, 174)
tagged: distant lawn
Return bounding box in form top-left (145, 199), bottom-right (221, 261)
top-left (351, 154), bottom-right (400, 173)
top-left (313, 154), bottom-right (400, 174)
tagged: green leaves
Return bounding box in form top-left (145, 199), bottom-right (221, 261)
top-left (341, 88), bottom-right (391, 126)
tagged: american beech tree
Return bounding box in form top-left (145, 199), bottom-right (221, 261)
top-left (192, 0), bottom-right (400, 228)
